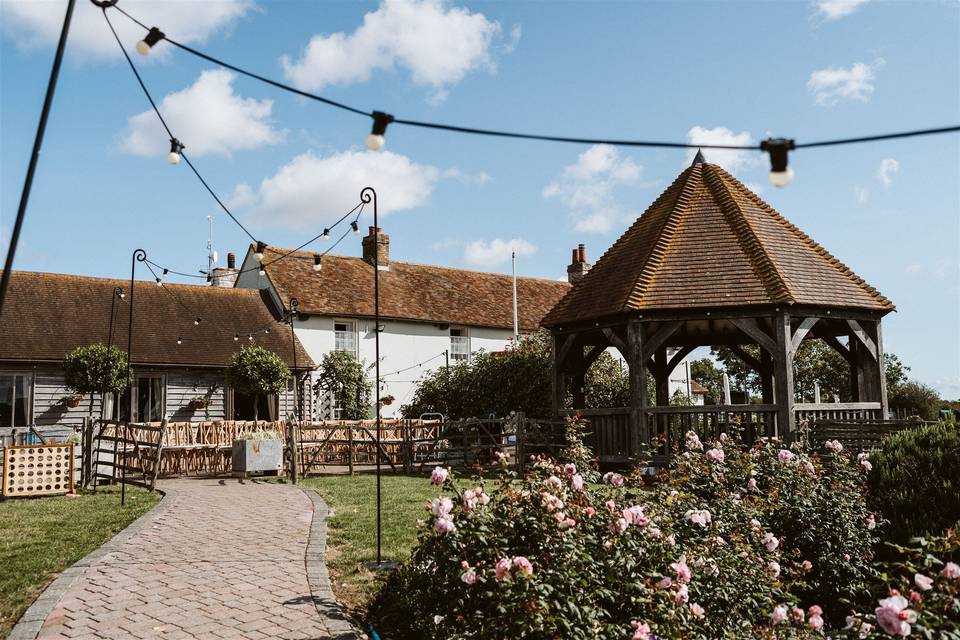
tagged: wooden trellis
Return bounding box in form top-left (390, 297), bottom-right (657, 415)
top-left (2, 443), bottom-right (75, 497)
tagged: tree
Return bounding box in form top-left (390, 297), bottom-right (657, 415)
top-left (63, 343), bottom-right (129, 422)
top-left (225, 345), bottom-right (290, 422)
top-left (689, 358), bottom-right (723, 404)
top-left (313, 351), bottom-right (372, 420)
top-left (888, 380), bottom-right (941, 420)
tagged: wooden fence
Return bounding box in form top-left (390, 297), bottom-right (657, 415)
top-left (807, 418), bottom-right (926, 454)
top-left (93, 421), bottom-right (165, 490)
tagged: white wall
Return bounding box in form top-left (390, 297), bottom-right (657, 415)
top-left (294, 317), bottom-right (516, 418)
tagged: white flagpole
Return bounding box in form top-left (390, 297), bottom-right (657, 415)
top-left (511, 250), bottom-right (519, 339)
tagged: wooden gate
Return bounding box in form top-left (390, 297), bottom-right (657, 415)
top-left (93, 420), bottom-right (166, 490)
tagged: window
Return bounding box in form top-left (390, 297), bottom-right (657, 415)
top-left (450, 328), bottom-right (470, 362)
top-left (0, 374), bottom-right (31, 428)
top-left (135, 375), bottom-right (164, 422)
top-left (334, 321), bottom-right (356, 354)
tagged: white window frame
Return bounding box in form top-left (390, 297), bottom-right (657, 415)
top-left (0, 372), bottom-right (33, 428)
top-left (450, 327), bottom-right (471, 362)
top-left (333, 319), bottom-right (357, 356)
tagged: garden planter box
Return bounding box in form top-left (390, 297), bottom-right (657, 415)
top-left (231, 439), bottom-right (283, 476)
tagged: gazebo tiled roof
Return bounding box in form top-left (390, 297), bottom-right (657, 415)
top-left (542, 156), bottom-right (894, 328)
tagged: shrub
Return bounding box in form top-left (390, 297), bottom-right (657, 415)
top-left (372, 428), bottom-right (880, 638)
top-left (313, 351), bottom-right (372, 419)
top-left (888, 380), bottom-right (942, 420)
top-left (225, 345), bottom-right (290, 422)
top-left (867, 422), bottom-right (960, 544)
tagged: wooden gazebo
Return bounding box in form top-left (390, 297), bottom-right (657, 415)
top-left (541, 152), bottom-right (895, 462)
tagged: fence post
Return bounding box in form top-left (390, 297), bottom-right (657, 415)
top-left (347, 423), bottom-right (355, 476)
top-left (516, 413), bottom-right (525, 474)
top-left (287, 419), bottom-right (298, 485)
top-left (81, 417), bottom-right (91, 489)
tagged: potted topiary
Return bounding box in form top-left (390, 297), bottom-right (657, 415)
top-left (231, 430), bottom-right (283, 477)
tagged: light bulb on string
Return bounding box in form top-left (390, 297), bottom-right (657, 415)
top-left (135, 27), bottom-right (165, 56)
top-left (760, 138), bottom-right (796, 188)
top-left (194, 318), bottom-right (201, 326)
top-left (259, 266), bottom-right (266, 277)
top-left (247, 334), bottom-right (254, 341)
top-left (233, 333), bottom-right (239, 341)
top-left (176, 337), bottom-right (183, 345)
top-left (155, 277), bottom-right (162, 287)
top-left (265, 328), bottom-right (271, 334)
top-left (313, 254), bottom-right (322, 271)
top-left (366, 111), bottom-right (393, 151)
top-left (254, 241), bottom-right (267, 262)
top-left (351, 221), bottom-right (360, 236)
top-left (322, 228), bottom-right (330, 241)
top-left (167, 138), bottom-right (184, 164)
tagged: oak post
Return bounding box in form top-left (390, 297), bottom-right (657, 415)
top-left (772, 311), bottom-right (796, 442)
top-left (627, 318), bottom-right (648, 457)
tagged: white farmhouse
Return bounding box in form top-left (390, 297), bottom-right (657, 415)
top-left (230, 227), bottom-right (570, 417)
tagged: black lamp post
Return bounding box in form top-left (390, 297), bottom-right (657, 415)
top-left (360, 186), bottom-right (385, 567)
top-left (106, 286), bottom-right (124, 421)
top-left (122, 249), bottom-right (147, 506)
top-left (288, 297), bottom-right (304, 481)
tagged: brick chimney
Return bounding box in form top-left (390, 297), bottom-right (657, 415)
top-left (362, 226), bottom-right (390, 270)
top-left (211, 252), bottom-right (239, 288)
top-left (567, 244), bottom-right (591, 284)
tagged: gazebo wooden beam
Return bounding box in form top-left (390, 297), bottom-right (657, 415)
top-left (790, 317), bottom-right (819, 355)
top-left (729, 318), bottom-right (777, 355)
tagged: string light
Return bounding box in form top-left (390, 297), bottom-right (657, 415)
top-left (258, 265), bottom-right (266, 277)
top-left (254, 241), bottom-right (267, 262)
top-left (322, 228), bottom-right (330, 240)
top-left (367, 111), bottom-right (394, 151)
top-left (247, 334), bottom-right (254, 341)
top-left (176, 336), bottom-right (182, 345)
top-left (761, 138), bottom-right (796, 187)
top-left (135, 26), bottom-right (164, 55)
top-left (234, 334), bottom-right (239, 341)
top-left (194, 317), bottom-right (201, 326)
top-left (351, 221), bottom-right (360, 236)
top-left (313, 254), bottom-right (322, 271)
top-left (167, 138), bottom-right (184, 165)
top-left (155, 277), bottom-right (162, 287)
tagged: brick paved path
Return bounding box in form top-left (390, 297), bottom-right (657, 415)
top-left (24, 479), bottom-right (358, 640)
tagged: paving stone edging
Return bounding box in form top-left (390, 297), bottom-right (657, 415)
top-left (301, 488), bottom-right (366, 640)
top-left (8, 487), bottom-right (178, 640)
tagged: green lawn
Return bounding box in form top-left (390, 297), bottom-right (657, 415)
top-left (301, 474), bottom-right (436, 615)
top-left (0, 486), bottom-right (160, 637)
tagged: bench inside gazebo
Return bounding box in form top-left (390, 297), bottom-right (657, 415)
top-left (541, 152), bottom-right (895, 464)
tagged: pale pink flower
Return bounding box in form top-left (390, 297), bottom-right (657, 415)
top-left (673, 583), bottom-right (689, 604)
top-left (746, 477), bottom-right (757, 491)
top-left (909, 590), bottom-right (922, 604)
top-left (605, 500), bottom-right (617, 512)
top-left (623, 505), bottom-right (649, 526)
top-left (430, 466), bottom-right (449, 484)
top-left (767, 561), bottom-right (781, 579)
top-left (512, 556), bottom-right (533, 577)
top-left (808, 609), bottom-right (824, 631)
top-left (942, 562), bottom-right (960, 579)
top-left (685, 431), bottom-right (703, 451)
top-left (571, 474), bottom-right (584, 491)
top-left (584, 506), bottom-right (596, 518)
top-left (434, 516), bottom-right (455, 534)
top-left (791, 606), bottom-right (805, 623)
top-left (671, 556), bottom-right (692, 583)
top-left (545, 475), bottom-right (562, 490)
top-left (914, 573), bottom-right (933, 591)
top-left (494, 450), bottom-right (510, 465)
top-left (808, 605), bottom-right (822, 617)
top-left (559, 517), bottom-right (576, 530)
top-left (563, 463), bottom-right (577, 475)
top-left (685, 509), bottom-right (712, 527)
top-left (648, 526), bottom-right (662, 538)
top-left (603, 472), bottom-right (625, 487)
top-left (844, 553), bottom-right (851, 561)
top-left (763, 532), bottom-right (779, 552)
top-left (431, 497), bottom-right (454, 517)
top-left (875, 594), bottom-right (917, 636)
top-left (665, 534), bottom-right (676, 546)
top-left (689, 603), bottom-right (705, 618)
top-left (705, 448), bottom-right (725, 463)
top-left (495, 558), bottom-right (511, 581)
top-left (609, 518), bottom-right (628, 534)
top-left (460, 568), bottom-right (477, 584)
top-left (825, 439), bottom-right (843, 452)
top-left (802, 560), bottom-right (813, 572)
top-left (861, 459), bottom-right (873, 472)
top-left (770, 605), bottom-right (788, 625)
top-left (631, 620), bottom-right (652, 640)
top-left (867, 514), bottom-right (877, 530)
top-left (778, 449), bottom-right (794, 462)
top-left (802, 460), bottom-right (816, 475)
top-left (657, 577), bottom-right (672, 589)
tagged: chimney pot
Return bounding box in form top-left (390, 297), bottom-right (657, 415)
top-left (227, 252), bottom-right (236, 268)
top-left (362, 226), bottom-right (390, 270)
top-left (567, 243), bottom-right (591, 284)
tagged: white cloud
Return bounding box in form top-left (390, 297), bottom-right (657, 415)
top-left (1, 0), bottom-right (252, 59)
top-left (238, 150), bottom-right (441, 230)
top-left (877, 158), bottom-right (900, 188)
top-left (904, 263), bottom-right (923, 276)
top-left (117, 69), bottom-right (284, 158)
top-left (440, 168), bottom-right (493, 185)
top-left (816, 0), bottom-right (870, 21)
top-left (685, 126), bottom-right (758, 174)
top-left (854, 185), bottom-right (870, 205)
top-left (281, 0), bottom-right (515, 102)
top-left (935, 375), bottom-right (960, 398)
top-left (463, 238), bottom-right (536, 266)
top-left (807, 60), bottom-right (882, 106)
top-left (543, 144), bottom-right (644, 234)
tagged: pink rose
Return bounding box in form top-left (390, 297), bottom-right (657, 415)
top-left (609, 518), bottom-right (628, 534)
top-left (763, 532), bottom-right (779, 552)
top-left (623, 505), bottom-right (649, 526)
top-left (790, 606), bottom-right (804, 623)
top-left (434, 516), bottom-right (455, 534)
top-left (914, 573), bottom-right (933, 591)
top-left (431, 497), bottom-right (454, 517)
top-left (943, 562), bottom-right (960, 579)
top-left (778, 449), bottom-right (794, 462)
top-left (512, 556), bottom-right (534, 577)
top-left (909, 590), bottom-right (923, 604)
top-left (657, 577), bottom-right (672, 589)
top-left (875, 594), bottom-right (917, 636)
top-left (746, 477), bottom-right (757, 491)
top-left (630, 621), bottom-right (652, 640)
top-left (861, 459), bottom-right (873, 472)
top-left (584, 506), bottom-right (596, 518)
top-left (671, 556), bottom-right (692, 583)
top-left (571, 474), bottom-right (584, 492)
top-left (705, 447), bottom-right (725, 463)
top-left (689, 603), bottom-right (705, 618)
top-left (460, 568), bottom-right (477, 584)
top-left (430, 466), bottom-right (449, 484)
top-left (767, 561), bottom-right (781, 579)
top-left (495, 558), bottom-right (511, 581)
top-left (802, 560), bottom-right (813, 572)
top-left (684, 431), bottom-right (703, 451)
top-left (603, 472), bottom-right (625, 487)
top-left (673, 583), bottom-right (689, 604)
top-left (770, 605), bottom-right (788, 625)
top-left (564, 463), bottom-right (577, 475)
top-left (605, 500), bottom-right (617, 512)
top-left (808, 612), bottom-right (823, 631)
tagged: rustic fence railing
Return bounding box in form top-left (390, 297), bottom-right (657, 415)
top-left (93, 420), bottom-right (166, 490)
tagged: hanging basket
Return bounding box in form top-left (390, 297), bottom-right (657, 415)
top-left (61, 395), bottom-right (83, 409)
top-left (189, 397), bottom-right (207, 410)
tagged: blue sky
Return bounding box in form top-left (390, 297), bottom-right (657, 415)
top-left (1, 0), bottom-right (958, 395)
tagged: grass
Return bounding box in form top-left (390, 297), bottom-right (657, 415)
top-left (300, 474), bottom-right (436, 616)
top-left (0, 486), bottom-right (160, 637)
